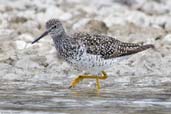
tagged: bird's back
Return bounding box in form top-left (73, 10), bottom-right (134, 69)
top-left (71, 32), bottom-right (154, 59)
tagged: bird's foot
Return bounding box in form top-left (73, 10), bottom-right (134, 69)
top-left (69, 75), bottom-right (84, 88)
top-left (69, 71), bottom-right (108, 91)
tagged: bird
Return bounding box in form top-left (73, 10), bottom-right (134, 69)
top-left (32, 19), bottom-right (154, 91)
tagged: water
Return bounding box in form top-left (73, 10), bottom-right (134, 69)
top-left (0, 78), bottom-right (171, 114)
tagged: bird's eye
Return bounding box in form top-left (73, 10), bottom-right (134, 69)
top-left (53, 25), bottom-right (57, 28)
top-left (52, 25), bottom-right (57, 28)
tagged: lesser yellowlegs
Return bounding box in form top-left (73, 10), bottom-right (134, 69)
top-left (32, 19), bottom-right (154, 90)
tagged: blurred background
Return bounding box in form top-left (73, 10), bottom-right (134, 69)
top-left (0, 0), bottom-right (171, 114)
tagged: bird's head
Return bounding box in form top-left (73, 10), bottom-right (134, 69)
top-left (32, 19), bottom-right (64, 44)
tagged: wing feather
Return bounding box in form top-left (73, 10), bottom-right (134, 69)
top-left (72, 33), bottom-right (154, 59)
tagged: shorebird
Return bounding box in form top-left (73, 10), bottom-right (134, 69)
top-left (32, 19), bottom-right (154, 90)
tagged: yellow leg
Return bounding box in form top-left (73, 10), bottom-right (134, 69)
top-left (96, 77), bottom-right (100, 90)
top-left (69, 71), bottom-right (108, 90)
top-left (100, 71), bottom-right (108, 80)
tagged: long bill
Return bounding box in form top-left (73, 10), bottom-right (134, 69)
top-left (32, 28), bottom-right (52, 44)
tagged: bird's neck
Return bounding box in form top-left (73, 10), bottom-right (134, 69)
top-left (51, 30), bottom-right (67, 42)
top-left (50, 30), bottom-right (68, 52)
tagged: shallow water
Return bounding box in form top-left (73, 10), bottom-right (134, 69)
top-left (0, 78), bottom-right (171, 114)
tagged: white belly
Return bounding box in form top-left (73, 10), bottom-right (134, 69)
top-left (67, 52), bottom-right (128, 74)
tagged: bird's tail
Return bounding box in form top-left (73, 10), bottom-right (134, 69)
top-left (139, 44), bottom-right (155, 50)
top-left (120, 43), bottom-right (155, 56)
top-left (129, 44), bottom-right (155, 54)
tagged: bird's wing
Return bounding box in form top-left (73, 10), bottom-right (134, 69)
top-left (72, 33), bottom-right (154, 59)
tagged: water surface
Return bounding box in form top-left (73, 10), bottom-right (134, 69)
top-left (0, 77), bottom-right (171, 114)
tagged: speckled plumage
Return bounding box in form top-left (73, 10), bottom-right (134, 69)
top-left (33, 19), bottom-right (154, 74)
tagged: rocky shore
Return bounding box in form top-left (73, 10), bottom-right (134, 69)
top-left (0, 0), bottom-right (171, 85)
